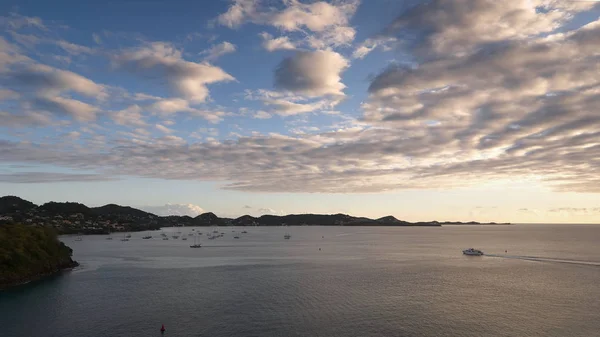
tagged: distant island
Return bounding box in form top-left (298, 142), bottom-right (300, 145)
top-left (0, 223), bottom-right (78, 289)
top-left (0, 196), bottom-right (511, 235)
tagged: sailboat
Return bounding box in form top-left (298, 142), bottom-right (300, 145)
top-left (121, 232), bottom-right (130, 241)
top-left (142, 231), bottom-right (152, 239)
top-left (190, 233), bottom-right (202, 248)
top-left (284, 233), bottom-right (291, 240)
top-left (75, 234), bottom-right (83, 241)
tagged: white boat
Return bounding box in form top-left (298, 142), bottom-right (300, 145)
top-left (463, 248), bottom-right (484, 256)
top-left (75, 234), bottom-right (83, 241)
top-left (142, 235), bottom-right (152, 239)
top-left (125, 234), bottom-right (132, 238)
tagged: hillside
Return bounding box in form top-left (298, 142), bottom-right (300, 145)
top-left (0, 224), bottom-right (78, 288)
top-left (0, 196), bottom-right (510, 234)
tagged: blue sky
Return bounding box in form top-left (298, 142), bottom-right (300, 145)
top-left (1, 0), bottom-right (600, 223)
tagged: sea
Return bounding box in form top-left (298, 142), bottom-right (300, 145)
top-left (1, 224), bottom-right (599, 337)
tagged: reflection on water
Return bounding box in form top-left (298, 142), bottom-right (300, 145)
top-left (1, 224), bottom-right (599, 337)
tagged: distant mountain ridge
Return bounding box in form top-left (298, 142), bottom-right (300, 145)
top-left (0, 196), bottom-right (509, 234)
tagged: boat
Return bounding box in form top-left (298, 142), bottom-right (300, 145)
top-left (106, 237), bottom-right (113, 240)
top-left (190, 234), bottom-right (202, 248)
top-left (284, 233), bottom-right (291, 240)
top-left (162, 237), bottom-right (169, 240)
top-left (121, 233), bottom-right (130, 241)
top-left (462, 248), bottom-right (484, 256)
top-left (75, 234), bottom-right (83, 241)
top-left (142, 235), bottom-right (152, 239)
top-left (182, 237), bottom-right (187, 240)
top-left (233, 236), bottom-right (240, 239)
top-left (161, 232), bottom-right (167, 237)
top-left (188, 233), bottom-right (194, 236)
top-left (125, 234), bottom-right (132, 238)
top-left (241, 230), bottom-right (247, 234)
top-left (172, 235), bottom-right (180, 239)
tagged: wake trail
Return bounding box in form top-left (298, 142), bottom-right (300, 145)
top-left (484, 254), bottom-right (600, 267)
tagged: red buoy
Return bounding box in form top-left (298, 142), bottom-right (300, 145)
top-left (160, 324), bottom-right (165, 333)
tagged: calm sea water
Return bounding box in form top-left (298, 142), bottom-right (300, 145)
top-left (1, 225), bottom-right (599, 337)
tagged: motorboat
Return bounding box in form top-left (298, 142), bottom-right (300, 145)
top-left (233, 236), bottom-right (240, 239)
top-left (142, 235), bottom-right (152, 239)
top-left (241, 230), bottom-right (247, 234)
top-left (462, 248), bottom-right (484, 256)
top-left (284, 233), bottom-right (291, 240)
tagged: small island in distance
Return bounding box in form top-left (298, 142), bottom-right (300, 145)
top-left (0, 196), bottom-right (511, 235)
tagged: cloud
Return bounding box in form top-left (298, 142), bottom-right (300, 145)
top-left (142, 203), bottom-right (205, 217)
top-left (257, 207), bottom-right (280, 215)
top-left (352, 37), bottom-right (396, 59)
top-left (0, 111), bottom-right (53, 127)
top-left (0, 172), bottom-right (114, 183)
top-left (110, 105), bottom-right (147, 127)
top-left (0, 89), bottom-right (19, 100)
top-left (263, 97), bottom-right (334, 116)
top-left (0, 13), bottom-right (47, 31)
top-left (200, 41), bottom-right (236, 61)
top-left (113, 42), bottom-right (234, 102)
top-left (155, 123), bottom-right (174, 134)
top-left (259, 32), bottom-right (295, 51)
top-left (253, 110), bottom-right (272, 119)
top-left (270, 0), bottom-right (357, 33)
top-left (55, 40), bottom-right (94, 55)
top-left (218, 0), bottom-right (359, 49)
top-left (32, 95), bottom-right (99, 121)
top-left (3, 2), bottom-right (600, 196)
top-left (7, 63), bottom-right (106, 99)
top-left (274, 50), bottom-right (348, 96)
top-left (0, 37), bottom-right (32, 70)
top-left (92, 33), bottom-right (102, 45)
top-left (217, 0), bottom-right (259, 28)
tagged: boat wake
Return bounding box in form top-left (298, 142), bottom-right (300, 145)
top-left (484, 254), bottom-right (600, 267)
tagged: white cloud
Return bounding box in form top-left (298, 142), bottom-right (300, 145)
top-left (218, 0), bottom-right (359, 49)
top-left (110, 105), bottom-right (147, 127)
top-left (55, 40), bottom-right (94, 55)
top-left (274, 50), bottom-right (348, 97)
top-left (200, 41), bottom-right (236, 61)
top-left (142, 203), bottom-right (205, 216)
top-left (259, 32), bottom-right (296, 51)
top-left (352, 37), bottom-right (396, 59)
top-left (270, 0), bottom-right (357, 33)
top-left (0, 13), bottom-right (47, 30)
top-left (113, 42), bottom-right (234, 102)
top-left (217, 0), bottom-right (259, 28)
top-left (155, 123), bottom-right (174, 134)
top-left (253, 110), bottom-right (272, 119)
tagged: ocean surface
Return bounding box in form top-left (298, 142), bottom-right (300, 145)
top-left (1, 225), bottom-right (599, 337)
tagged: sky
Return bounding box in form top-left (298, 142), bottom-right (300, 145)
top-left (1, 0), bottom-right (600, 223)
